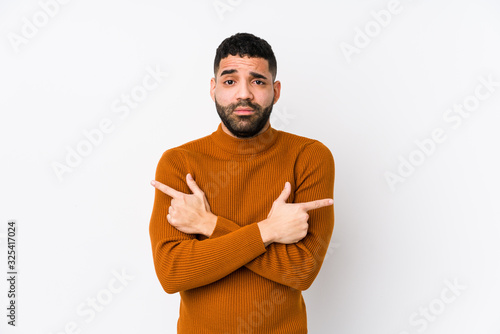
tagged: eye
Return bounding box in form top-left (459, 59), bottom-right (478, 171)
top-left (254, 80), bottom-right (265, 85)
top-left (224, 80), bottom-right (235, 85)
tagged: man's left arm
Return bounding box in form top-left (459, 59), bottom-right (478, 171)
top-left (210, 141), bottom-right (335, 291)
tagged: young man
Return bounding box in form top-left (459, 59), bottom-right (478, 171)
top-left (149, 33), bottom-right (335, 333)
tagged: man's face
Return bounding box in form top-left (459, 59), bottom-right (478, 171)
top-left (210, 55), bottom-right (281, 138)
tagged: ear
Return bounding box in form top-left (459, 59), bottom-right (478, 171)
top-left (272, 80), bottom-right (281, 104)
top-left (210, 77), bottom-right (216, 102)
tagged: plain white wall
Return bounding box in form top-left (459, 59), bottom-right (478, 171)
top-left (1, 0), bottom-right (500, 333)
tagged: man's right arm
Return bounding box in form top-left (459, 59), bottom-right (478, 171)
top-left (149, 149), bottom-right (267, 294)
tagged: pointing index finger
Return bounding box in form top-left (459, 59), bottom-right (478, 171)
top-left (300, 198), bottom-right (334, 212)
top-left (150, 180), bottom-right (182, 199)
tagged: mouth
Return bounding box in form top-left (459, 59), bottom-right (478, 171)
top-left (233, 108), bottom-right (254, 115)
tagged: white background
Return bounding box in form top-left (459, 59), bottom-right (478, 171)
top-left (1, 0), bottom-right (500, 333)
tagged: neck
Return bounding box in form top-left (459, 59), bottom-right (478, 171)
top-left (211, 121), bottom-right (278, 155)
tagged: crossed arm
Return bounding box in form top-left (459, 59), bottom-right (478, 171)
top-left (151, 175), bottom-right (331, 245)
top-left (149, 143), bottom-right (335, 293)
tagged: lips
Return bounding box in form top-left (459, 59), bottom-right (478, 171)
top-left (234, 108), bottom-right (254, 115)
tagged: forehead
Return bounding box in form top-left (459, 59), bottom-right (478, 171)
top-left (217, 55), bottom-right (270, 77)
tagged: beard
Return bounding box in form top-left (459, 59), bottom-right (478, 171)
top-left (215, 95), bottom-right (274, 138)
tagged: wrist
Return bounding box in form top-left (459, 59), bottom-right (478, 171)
top-left (257, 219), bottom-right (274, 247)
top-left (203, 212), bottom-right (218, 237)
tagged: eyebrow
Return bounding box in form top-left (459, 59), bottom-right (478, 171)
top-left (219, 69), bottom-right (268, 80)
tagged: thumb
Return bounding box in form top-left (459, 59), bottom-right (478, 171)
top-left (203, 194), bottom-right (212, 212)
top-left (186, 173), bottom-right (204, 196)
top-left (275, 181), bottom-right (291, 203)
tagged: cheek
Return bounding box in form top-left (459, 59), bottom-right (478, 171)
top-left (256, 90), bottom-right (275, 105)
top-left (214, 88), bottom-right (233, 104)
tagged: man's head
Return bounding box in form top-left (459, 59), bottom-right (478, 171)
top-left (210, 33), bottom-right (281, 138)
top-left (213, 33), bottom-right (277, 82)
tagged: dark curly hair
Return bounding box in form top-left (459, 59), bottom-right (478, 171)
top-left (214, 33), bottom-right (277, 81)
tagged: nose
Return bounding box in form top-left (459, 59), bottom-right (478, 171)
top-left (235, 81), bottom-right (254, 101)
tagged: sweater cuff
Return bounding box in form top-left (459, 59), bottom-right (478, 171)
top-left (210, 216), bottom-right (242, 238)
top-left (211, 216), bottom-right (266, 251)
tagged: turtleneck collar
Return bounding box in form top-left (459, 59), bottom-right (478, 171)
top-left (210, 123), bottom-right (279, 155)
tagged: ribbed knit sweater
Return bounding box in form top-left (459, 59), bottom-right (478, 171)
top-left (149, 123), bottom-right (335, 333)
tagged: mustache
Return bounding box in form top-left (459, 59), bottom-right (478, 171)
top-left (229, 100), bottom-right (261, 111)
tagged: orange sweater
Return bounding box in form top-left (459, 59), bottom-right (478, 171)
top-left (149, 123), bottom-right (335, 333)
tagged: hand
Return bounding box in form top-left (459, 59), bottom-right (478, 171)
top-left (258, 182), bottom-right (333, 246)
top-left (151, 174), bottom-right (217, 237)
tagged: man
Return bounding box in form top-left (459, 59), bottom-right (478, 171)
top-left (149, 32), bottom-right (335, 333)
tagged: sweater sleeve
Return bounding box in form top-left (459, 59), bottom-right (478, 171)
top-left (209, 141), bottom-right (335, 290)
top-left (149, 148), bottom-right (267, 294)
